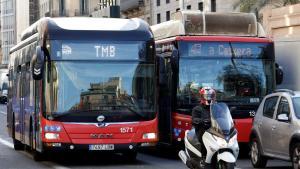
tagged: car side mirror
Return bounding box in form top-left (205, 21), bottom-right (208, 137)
top-left (32, 46), bottom-right (45, 80)
top-left (277, 114), bottom-right (289, 122)
top-left (275, 63), bottom-right (283, 85)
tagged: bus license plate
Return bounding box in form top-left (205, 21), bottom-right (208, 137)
top-left (89, 144), bottom-right (114, 151)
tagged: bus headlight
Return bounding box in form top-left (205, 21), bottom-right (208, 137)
top-left (143, 133), bottom-right (156, 139)
top-left (45, 133), bottom-right (60, 140)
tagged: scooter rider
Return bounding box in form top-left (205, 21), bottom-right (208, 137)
top-left (192, 86), bottom-right (216, 158)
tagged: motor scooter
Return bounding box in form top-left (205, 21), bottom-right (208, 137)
top-left (179, 102), bottom-right (239, 169)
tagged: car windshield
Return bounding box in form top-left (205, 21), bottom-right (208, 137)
top-left (44, 61), bottom-right (155, 122)
top-left (293, 97), bottom-right (300, 119)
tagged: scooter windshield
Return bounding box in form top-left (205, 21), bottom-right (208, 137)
top-left (210, 102), bottom-right (234, 136)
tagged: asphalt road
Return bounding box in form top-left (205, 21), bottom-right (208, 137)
top-left (0, 104), bottom-right (292, 169)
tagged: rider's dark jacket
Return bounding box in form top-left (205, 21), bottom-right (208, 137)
top-left (191, 104), bottom-right (211, 156)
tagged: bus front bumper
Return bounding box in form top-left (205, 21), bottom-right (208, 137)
top-left (43, 142), bottom-right (156, 152)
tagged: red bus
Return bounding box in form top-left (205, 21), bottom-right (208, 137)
top-left (152, 11), bottom-right (282, 147)
top-left (7, 17), bottom-right (158, 161)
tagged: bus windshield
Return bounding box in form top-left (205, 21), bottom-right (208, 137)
top-left (44, 62), bottom-right (155, 123)
top-left (177, 41), bottom-right (275, 113)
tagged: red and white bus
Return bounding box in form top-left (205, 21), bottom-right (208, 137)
top-left (152, 11), bottom-right (282, 147)
top-left (7, 17), bottom-right (158, 160)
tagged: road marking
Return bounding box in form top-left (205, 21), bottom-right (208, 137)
top-left (42, 162), bottom-right (71, 169)
top-left (0, 137), bottom-right (13, 149)
top-left (0, 111), bottom-right (6, 115)
top-left (0, 137), bottom-right (70, 169)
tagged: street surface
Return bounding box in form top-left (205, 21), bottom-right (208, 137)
top-left (0, 105), bottom-right (292, 169)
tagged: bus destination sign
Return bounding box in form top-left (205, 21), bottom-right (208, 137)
top-left (54, 41), bottom-right (143, 60)
top-left (186, 42), bottom-right (266, 58)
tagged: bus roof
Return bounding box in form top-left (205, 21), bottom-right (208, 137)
top-left (11, 17), bottom-right (153, 53)
top-left (151, 11), bottom-right (266, 41)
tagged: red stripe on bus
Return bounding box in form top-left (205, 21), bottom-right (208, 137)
top-left (176, 36), bottom-right (273, 43)
top-left (234, 118), bottom-right (253, 143)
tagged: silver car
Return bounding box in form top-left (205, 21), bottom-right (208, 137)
top-left (250, 89), bottom-right (300, 169)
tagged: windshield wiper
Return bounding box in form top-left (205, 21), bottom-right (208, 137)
top-left (120, 101), bottom-right (147, 118)
top-left (51, 110), bottom-right (83, 118)
top-left (229, 42), bottom-right (238, 71)
top-left (51, 104), bottom-right (147, 119)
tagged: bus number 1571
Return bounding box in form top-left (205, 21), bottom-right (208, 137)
top-left (120, 127), bottom-right (133, 133)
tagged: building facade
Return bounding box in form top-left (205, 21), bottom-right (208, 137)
top-left (16, 0), bottom-right (29, 43)
top-left (39, 0), bottom-right (100, 18)
top-left (261, 4), bottom-right (300, 39)
top-left (15, 0), bottom-right (39, 42)
top-left (30, 0), bottom-right (39, 24)
top-left (1, 0), bottom-right (15, 64)
top-left (121, 0), bottom-right (239, 25)
top-left (0, 6), bottom-right (2, 64)
top-left (16, 0), bottom-right (101, 42)
top-left (260, 4), bottom-right (300, 90)
top-left (90, 0), bottom-right (121, 18)
top-left (120, 0), bottom-right (151, 23)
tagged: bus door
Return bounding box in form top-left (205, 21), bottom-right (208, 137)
top-left (19, 65), bottom-right (27, 142)
top-left (157, 55), bottom-right (173, 144)
top-left (24, 62), bottom-right (32, 145)
top-left (34, 80), bottom-right (42, 151)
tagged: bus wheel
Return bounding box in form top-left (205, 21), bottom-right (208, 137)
top-left (123, 151), bottom-right (137, 162)
top-left (33, 150), bottom-right (46, 161)
top-left (29, 119), bottom-right (34, 151)
top-left (13, 139), bottom-right (24, 151)
top-left (12, 116), bottom-right (24, 151)
top-left (30, 124), bottom-right (46, 161)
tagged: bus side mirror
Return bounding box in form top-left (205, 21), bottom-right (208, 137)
top-left (158, 55), bottom-right (167, 86)
top-left (156, 47), bottom-right (162, 54)
top-left (32, 46), bottom-right (45, 80)
top-left (171, 49), bottom-right (179, 69)
top-left (275, 63), bottom-right (283, 85)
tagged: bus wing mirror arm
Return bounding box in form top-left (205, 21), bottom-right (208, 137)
top-left (275, 63), bottom-right (283, 85)
top-left (157, 55), bottom-right (168, 86)
top-left (32, 46), bottom-right (45, 80)
top-left (171, 49), bottom-right (179, 69)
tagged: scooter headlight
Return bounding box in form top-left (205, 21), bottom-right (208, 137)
top-left (212, 135), bottom-right (227, 147)
top-left (228, 134), bottom-right (237, 146)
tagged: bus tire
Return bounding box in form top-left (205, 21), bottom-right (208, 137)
top-left (123, 151), bottom-right (137, 162)
top-left (13, 139), bottom-right (24, 151)
top-left (29, 118), bottom-right (34, 151)
top-left (33, 150), bottom-right (46, 161)
top-left (12, 115), bottom-right (24, 151)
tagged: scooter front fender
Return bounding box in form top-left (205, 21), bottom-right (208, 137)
top-left (217, 152), bottom-right (236, 163)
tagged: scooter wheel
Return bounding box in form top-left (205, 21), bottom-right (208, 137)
top-left (217, 161), bottom-right (235, 169)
